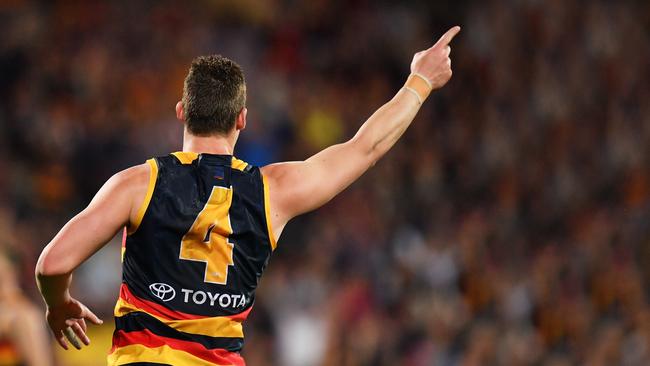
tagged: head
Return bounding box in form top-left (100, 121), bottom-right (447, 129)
top-left (176, 55), bottom-right (247, 138)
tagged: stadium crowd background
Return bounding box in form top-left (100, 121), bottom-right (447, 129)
top-left (1, 0), bottom-right (650, 365)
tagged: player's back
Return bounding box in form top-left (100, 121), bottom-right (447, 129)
top-left (108, 152), bottom-right (276, 366)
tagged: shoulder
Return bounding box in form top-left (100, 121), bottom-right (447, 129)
top-left (105, 161), bottom-right (158, 232)
top-left (94, 162), bottom-right (155, 214)
top-left (79, 161), bottom-right (155, 228)
top-left (259, 161), bottom-right (301, 181)
top-left (85, 163), bottom-right (152, 203)
top-left (111, 162), bottom-right (153, 190)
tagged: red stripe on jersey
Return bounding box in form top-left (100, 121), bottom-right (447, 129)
top-left (120, 284), bottom-right (206, 320)
top-left (111, 329), bottom-right (245, 366)
top-left (119, 284), bottom-right (253, 322)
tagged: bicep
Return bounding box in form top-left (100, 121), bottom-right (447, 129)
top-left (262, 138), bottom-right (374, 232)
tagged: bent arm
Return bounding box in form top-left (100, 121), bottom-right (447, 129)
top-left (35, 164), bottom-right (149, 306)
top-left (261, 89), bottom-right (421, 231)
top-left (262, 27), bottom-right (461, 238)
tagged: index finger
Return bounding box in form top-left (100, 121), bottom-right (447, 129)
top-left (434, 26), bottom-right (461, 48)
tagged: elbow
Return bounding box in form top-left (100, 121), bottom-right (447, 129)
top-left (350, 135), bottom-right (381, 164)
top-left (35, 247), bottom-right (72, 278)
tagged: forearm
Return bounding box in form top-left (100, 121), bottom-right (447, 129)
top-left (353, 87), bottom-right (422, 161)
top-left (353, 26), bottom-right (459, 161)
top-left (283, 86), bottom-right (425, 216)
top-left (35, 271), bottom-right (72, 307)
top-left (263, 27), bottom-right (459, 226)
top-left (268, 78), bottom-right (435, 219)
top-left (35, 239), bottom-right (74, 306)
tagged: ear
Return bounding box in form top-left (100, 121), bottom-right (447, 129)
top-left (235, 108), bottom-right (247, 131)
top-left (175, 101), bottom-right (185, 122)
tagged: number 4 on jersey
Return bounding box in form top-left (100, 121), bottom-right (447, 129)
top-left (180, 186), bottom-right (235, 285)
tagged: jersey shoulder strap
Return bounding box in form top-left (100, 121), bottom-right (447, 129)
top-left (126, 152), bottom-right (276, 250)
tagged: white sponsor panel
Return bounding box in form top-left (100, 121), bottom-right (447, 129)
top-left (149, 283), bottom-right (247, 309)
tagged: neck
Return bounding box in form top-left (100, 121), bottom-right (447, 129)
top-left (182, 129), bottom-right (237, 155)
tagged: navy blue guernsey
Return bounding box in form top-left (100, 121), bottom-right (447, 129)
top-left (108, 152), bottom-right (276, 366)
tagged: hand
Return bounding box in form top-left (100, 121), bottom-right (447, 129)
top-left (45, 297), bottom-right (103, 350)
top-left (410, 26), bottom-right (461, 90)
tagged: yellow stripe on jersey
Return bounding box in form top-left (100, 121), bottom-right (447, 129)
top-left (231, 158), bottom-right (247, 171)
top-left (261, 174), bottom-right (277, 250)
top-left (114, 297), bottom-right (244, 338)
top-left (128, 159), bottom-right (159, 235)
top-left (108, 344), bottom-right (227, 366)
top-left (172, 151), bottom-right (199, 164)
top-left (171, 151), bottom-right (248, 172)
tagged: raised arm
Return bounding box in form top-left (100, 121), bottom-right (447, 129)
top-left (34, 163), bottom-right (150, 350)
top-left (261, 26), bottom-right (461, 238)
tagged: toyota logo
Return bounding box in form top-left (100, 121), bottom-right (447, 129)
top-left (149, 283), bottom-right (176, 302)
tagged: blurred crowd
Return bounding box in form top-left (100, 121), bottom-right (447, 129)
top-left (1, 0), bottom-right (650, 365)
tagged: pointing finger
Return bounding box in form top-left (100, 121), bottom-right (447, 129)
top-left (434, 26), bottom-right (461, 48)
top-left (82, 306), bottom-right (103, 325)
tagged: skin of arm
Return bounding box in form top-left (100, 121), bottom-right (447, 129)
top-left (261, 26), bottom-right (461, 238)
top-left (34, 163), bottom-right (150, 350)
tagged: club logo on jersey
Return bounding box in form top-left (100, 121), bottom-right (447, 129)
top-left (149, 283), bottom-right (176, 302)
